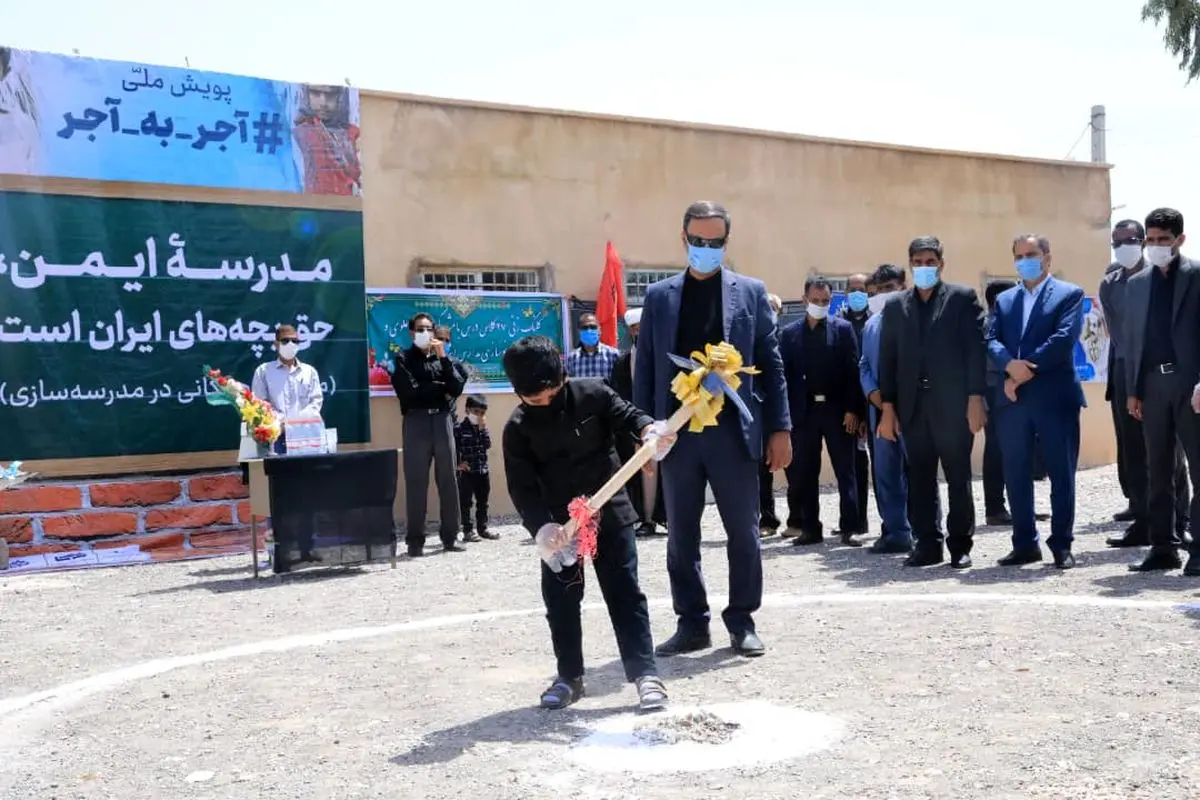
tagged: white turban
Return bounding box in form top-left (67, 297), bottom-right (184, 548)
top-left (625, 308), bottom-right (643, 326)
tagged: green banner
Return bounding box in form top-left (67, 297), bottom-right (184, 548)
top-left (0, 190), bottom-right (370, 460)
top-left (366, 290), bottom-right (567, 394)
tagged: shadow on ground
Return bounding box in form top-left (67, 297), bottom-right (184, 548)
top-left (388, 647), bottom-right (749, 767)
top-left (135, 565), bottom-right (367, 596)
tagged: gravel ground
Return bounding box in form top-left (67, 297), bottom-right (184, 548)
top-left (2, 464), bottom-right (1200, 800)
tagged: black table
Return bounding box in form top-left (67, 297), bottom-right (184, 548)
top-left (244, 448), bottom-right (399, 576)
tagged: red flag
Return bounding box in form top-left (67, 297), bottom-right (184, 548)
top-left (595, 241), bottom-right (627, 347)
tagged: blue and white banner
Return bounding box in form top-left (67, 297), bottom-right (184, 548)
top-left (0, 47), bottom-right (361, 196)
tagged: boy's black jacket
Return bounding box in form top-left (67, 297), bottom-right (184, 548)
top-left (503, 378), bottom-right (653, 536)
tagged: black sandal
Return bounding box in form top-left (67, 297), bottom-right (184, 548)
top-left (540, 677), bottom-right (584, 710)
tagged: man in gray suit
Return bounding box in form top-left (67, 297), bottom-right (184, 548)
top-left (634, 200), bottom-right (791, 657)
top-left (1123, 207), bottom-right (1200, 576)
top-left (1100, 218), bottom-right (1190, 549)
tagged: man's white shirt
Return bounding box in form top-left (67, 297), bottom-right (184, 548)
top-left (251, 359), bottom-right (324, 420)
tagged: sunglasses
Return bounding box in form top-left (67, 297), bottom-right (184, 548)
top-left (1112, 238), bottom-right (1143, 248)
top-left (685, 234), bottom-right (727, 249)
top-left (579, 324), bottom-right (599, 331)
top-left (279, 337), bottom-right (299, 345)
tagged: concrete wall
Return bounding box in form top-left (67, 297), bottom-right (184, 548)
top-left (358, 91), bottom-right (1114, 522)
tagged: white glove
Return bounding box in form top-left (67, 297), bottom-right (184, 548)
top-left (643, 420), bottom-right (677, 462)
top-left (535, 523), bottom-right (578, 572)
top-left (1192, 383), bottom-right (1200, 414)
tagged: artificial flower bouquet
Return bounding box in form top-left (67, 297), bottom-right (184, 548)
top-left (0, 461), bottom-right (34, 492)
top-left (203, 366), bottom-right (282, 446)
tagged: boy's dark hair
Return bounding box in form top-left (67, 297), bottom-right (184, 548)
top-left (465, 394), bottom-right (488, 411)
top-left (503, 336), bottom-right (565, 396)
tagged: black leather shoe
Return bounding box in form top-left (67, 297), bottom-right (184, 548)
top-left (838, 531), bottom-right (863, 547)
top-left (998, 548), bottom-right (1043, 566)
top-left (655, 629), bottom-right (712, 657)
top-left (1107, 526), bottom-right (1149, 548)
top-left (949, 552), bottom-right (972, 569)
top-left (985, 512), bottom-right (1013, 526)
top-left (1113, 507), bottom-right (1136, 522)
top-left (731, 631), bottom-right (766, 657)
top-left (1129, 549), bottom-right (1183, 572)
top-left (407, 545), bottom-right (424, 558)
top-left (1052, 551), bottom-right (1076, 570)
top-left (443, 542), bottom-right (466, 552)
top-left (905, 548), bottom-right (944, 567)
top-left (871, 538), bottom-right (913, 554)
top-left (1035, 512), bottom-right (1051, 522)
top-left (1184, 555), bottom-right (1200, 577)
top-left (791, 530), bottom-right (824, 546)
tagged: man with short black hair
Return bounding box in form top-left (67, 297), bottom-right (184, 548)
top-left (635, 200), bottom-right (790, 657)
top-left (780, 277), bottom-right (864, 546)
top-left (392, 313), bottom-right (468, 556)
top-left (566, 312), bottom-right (619, 381)
top-left (838, 272), bottom-right (873, 536)
top-left (1124, 208), bottom-right (1200, 575)
top-left (988, 235), bottom-right (1085, 569)
top-left (878, 236), bottom-right (988, 569)
top-left (1101, 219), bottom-right (1190, 547)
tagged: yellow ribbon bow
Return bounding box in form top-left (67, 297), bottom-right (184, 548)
top-left (669, 341), bottom-right (760, 433)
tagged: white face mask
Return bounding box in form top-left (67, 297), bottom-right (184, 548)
top-left (806, 303), bottom-right (829, 320)
top-left (1145, 245), bottom-right (1175, 268)
top-left (413, 331), bottom-right (432, 349)
top-left (1114, 243), bottom-right (1143, 270)
top-left (277, 342), bottom-right (299, 360)
top-left (867, 291), bottom-right (894, 315)
top-left (467, 413), bottom-right (481, 426)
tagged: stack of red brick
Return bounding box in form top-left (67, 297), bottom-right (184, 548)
top-left (0, 469), bottom-right (267, 564)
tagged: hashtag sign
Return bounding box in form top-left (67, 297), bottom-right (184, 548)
top-left (251, 112), bottom-right (285, 155)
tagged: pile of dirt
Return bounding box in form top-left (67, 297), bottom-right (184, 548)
top-left (632, 709), bottom-right (742, 746)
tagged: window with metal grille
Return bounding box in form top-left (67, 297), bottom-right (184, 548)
top-left (625, 268), bottom-right (680, 305)
top-left (419, 268), bottom-right (542, 292)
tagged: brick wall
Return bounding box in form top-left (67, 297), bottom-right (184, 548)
top-left (0, 469), bottom-right (265, 565)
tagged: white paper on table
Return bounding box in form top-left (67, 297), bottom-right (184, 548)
top-left (45, 550), bottom-right (99, 568)
top-left (94, 546), bottom-right (153, 565)
top-left (4, 554), bottom-right (49, 572)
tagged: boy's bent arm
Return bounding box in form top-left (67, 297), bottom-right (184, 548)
top-left (600, 381), bottom-right (653, 441)
top-left (502, 421), bottom-right (554, 536)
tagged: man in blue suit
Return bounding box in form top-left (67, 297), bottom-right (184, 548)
top-left (634, 201), bottom-right (791, 658)
top-left (987, 234), bottom-right (1086, 569)
top-left (779, 277), bottom-right (864, 546)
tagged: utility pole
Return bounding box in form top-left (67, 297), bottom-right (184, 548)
top-left (1090, 105), bottom-right (1107, 164)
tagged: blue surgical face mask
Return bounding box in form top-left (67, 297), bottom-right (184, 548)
top-left (847, 291), bottom-right (868, 313)
top-left (1015, 257), bottom-right (1043, 282)
top-left (686, 244), bottom-right (725, 274)
top-left (580, 329), bottom-right (600, 347)
top-left (442, 342), bottom-right (452, 355)
top-left (912, 266), bottom-right (940, 290)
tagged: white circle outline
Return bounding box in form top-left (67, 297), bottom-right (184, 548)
top-left (0, 591), bottom-right (1194, 725)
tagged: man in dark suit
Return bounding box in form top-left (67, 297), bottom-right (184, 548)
top-left (987, 235), bottom-right (1086, 569)
top-left (780, 277), bottom-right (865, 546)
top-left (609, 308), bottom-right (666, 536)
top-left (1123, 207), bottom-right (1200, 575)
top-left (635, 200), bottom-right (791, 657)
top-left (877, 236), bottom-right (988, 569)
top-left (1100, 219), bottom-right (1190, 547)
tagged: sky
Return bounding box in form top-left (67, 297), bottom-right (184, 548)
top-left (3, 0), bottom-right (1198, 244)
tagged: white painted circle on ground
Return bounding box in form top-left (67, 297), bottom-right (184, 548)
top-left (566, 700), bottom-right (846, 773)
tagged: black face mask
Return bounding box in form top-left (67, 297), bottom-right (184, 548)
top-left (521, 386), bottom-right (567, 420)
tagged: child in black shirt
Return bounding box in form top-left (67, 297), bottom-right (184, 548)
top-left (501, 336), bottom-right (672, 711)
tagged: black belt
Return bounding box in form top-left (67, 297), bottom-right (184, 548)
top-left (917, 377), bottom-right (932, 390)
top-left (807, 394), bottom-right (827, 404)
top-left (1153, 362), bottom-right (1176, 375)
top-left (406, 407), bottom-right (450, 416)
